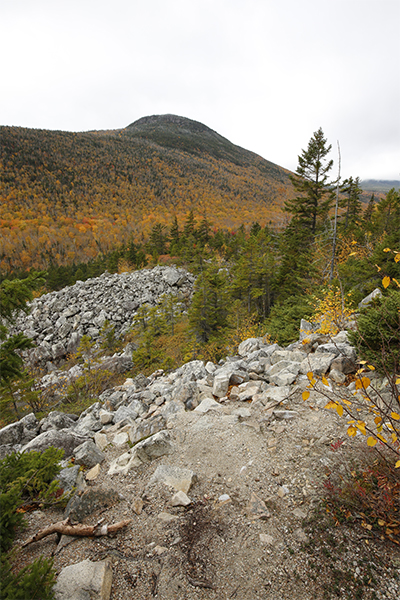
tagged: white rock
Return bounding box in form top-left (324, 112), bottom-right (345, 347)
top-left (86, 463), bottom-right (100, 481)
top-left (194, 398), bottom-right (222, 413)
top-left (150, 464), bottom-right (196, 493)
top-left (170, 491), bottom-right (191, 506)
top-left (300, 352), bottom-right (336, 376)
top-left (262, 387), bottom-right (292, 403)
top-left (99, 410), bottom-right (114, 425)
top-left (212, 372), bottom-right (230, 398)
top-left (329, 368), bottom-right (346, 384)
top-left (94, 432), bottom-right (108, 452)
top-left (259, 533), bottom-right (274, 545)
top-left (53, 558), bottom-right (112, 600)
top-left (112, 432), bottom-right (129, 446)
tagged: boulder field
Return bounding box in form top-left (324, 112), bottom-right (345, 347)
top-left (2, 275), bottom-right (399, 600)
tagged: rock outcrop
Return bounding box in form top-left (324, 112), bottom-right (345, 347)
top-left (1, 327), bottom-right (359, 461)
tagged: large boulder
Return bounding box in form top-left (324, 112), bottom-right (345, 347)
top-left (0, 421), bottom-right (24, 446)
top-left (40, 411), bottom-right (78, 433)
top-left (22, 430), bottom-right (89, 457)
top-left (300, 352), bottom-right (337, 375)
top-left (53, 559), bottom-right (112, 600)
top-left (238, 338), bottom-right (261, 357)
top-left (132, 430), bottom-right (172, 463)
top-left (74, 440), bottom-right (105, 468)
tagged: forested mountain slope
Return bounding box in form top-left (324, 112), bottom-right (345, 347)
top-left (0, 115), bottom-right (294, 272)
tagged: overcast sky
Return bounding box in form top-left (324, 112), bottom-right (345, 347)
top-left (2, 0), bottom-right (399, 180)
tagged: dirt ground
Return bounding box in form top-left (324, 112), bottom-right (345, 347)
top-left (15, 388), bottom-right (400, 600)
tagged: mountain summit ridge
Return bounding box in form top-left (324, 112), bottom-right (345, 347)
top-left (0, 115), bottom-right (294, 271)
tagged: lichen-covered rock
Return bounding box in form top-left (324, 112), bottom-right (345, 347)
top-left (0, 421), bottom-right (24, 446)
top-left (74, 440), bottom-right (105, 468)
top-left (21, 430), bottom-right (89, 457)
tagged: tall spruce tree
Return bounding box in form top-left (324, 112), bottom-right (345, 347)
top-left (285, 127), bottom-right (334, 236)
top-left (339, 176), bottom-right (362, 229)
top-left (0, 272), bottom-right (45, 419)
top-left (188, 261), bottom-right (230, 343)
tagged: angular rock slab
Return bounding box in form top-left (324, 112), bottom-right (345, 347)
top-left (150, 464), bottom-right (197, 494)
top-left (247, 492), bottom-right (271, 520)
top-left (65, 488), bottom-right (120, 522)
top-left (194, 397), bottom-right (222, 413)
top-left (300, 352), bottom-right (336, 376)
top-left (21, 430), bottom-right (89, 458)
top-left (53, 558), bottom-right (112, 600)
top-left (0, 421), bottom-right (24, 446)
top-left (132, 430), bottom-right (172, 463)
top-left (74, 440), bottom-right (105, 468)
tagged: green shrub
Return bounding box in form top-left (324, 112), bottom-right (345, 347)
top-left (0, 553), bottom-right (56, 600)
top-left (265, 295), bottom-right (312, 346)
top-left (0, 448), bottom-right (67, 600)
top-left (348, 290), bottom-right (400, 376)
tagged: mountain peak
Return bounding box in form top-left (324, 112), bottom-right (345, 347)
top-left (126, 114), bottom-right (215, 135)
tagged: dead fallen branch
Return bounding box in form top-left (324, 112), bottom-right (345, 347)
top-left (22, 517), bottom-right (132, 547)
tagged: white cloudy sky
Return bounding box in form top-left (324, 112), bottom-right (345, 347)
top-left (1, 0), bottom-right (399, 180)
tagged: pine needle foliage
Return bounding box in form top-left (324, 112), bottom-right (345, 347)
top-left (0, 448), bottom-right (67, 600)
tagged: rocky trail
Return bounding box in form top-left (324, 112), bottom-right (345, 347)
top-left (1, 269), bottom-right (399, 600)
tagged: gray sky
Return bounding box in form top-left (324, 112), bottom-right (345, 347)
top-left (1, 0), bottom-right (399, 180)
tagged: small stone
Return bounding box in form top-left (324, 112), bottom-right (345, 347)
top-left (74, 440), bottom-right (105, 469)
top-left (154, 545), bottom-right (168, 555)
top-left (86, 463), bottom-right (101, 481)
top-left (293, 527), bottom-right (309, 542)
top-left (99, 410), bottom-right (114, 425)
top-left (259, 533), bottom-right (274, 545)
top-left (94, 432), bottom-right (108, 452)
top-left (194, 397), bottom-right (222, 413)
top-left (247, 492), bottom-right (270, 519)
top-left (170, 491), bottom-right (191, 506)
top-left (131, 430), bottom-right (172, 463)
top-left (218, 493), bottom-right (230, 502)
top-left (329, 368), bottom-right (347, 384)
top-left (293, 508), bottom-right (307, 519)
top-left (157, 511), bottom-right (179, 523)
top-left (277, 485), bottom-right (289, 498)
top-left (149, 464), bottom-right (197, 494)
top-left (131, 497), bottom-right (144, 515)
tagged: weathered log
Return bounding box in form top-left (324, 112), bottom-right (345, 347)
top-left (21, 517), bottom-right (131, 547)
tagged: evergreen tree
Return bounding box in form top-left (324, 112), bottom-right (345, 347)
top-left (169, 216), bottom-right (181, 255)
top-left (188, 261), bottom-right (230, 343)
top-left (1, 272), bottom-right (45, 419)
top-left (148, 223), bottom-right (168, 256)
top-left (183, 210), bottom-right (196, 237)
top-left (285, 128), bottom-right (334, 236)
top-left (231, 229), bottom-right (276, 318)
top-left (339, 176), bottom-right (362, 229)
top-left (373, 188), bottom-right (400, 237)
top-left (276, 222), bottom-right (318, 298)
top-left (363, 193), bottom-right (375, 225)
top-left (197, 217), bottom-right (211, 245)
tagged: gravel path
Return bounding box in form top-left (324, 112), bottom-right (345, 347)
top-left (15, 389), bottom-right (400, 600)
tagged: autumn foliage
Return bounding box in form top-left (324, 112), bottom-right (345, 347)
top-left (0, 123), bottom-right (294, 273)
